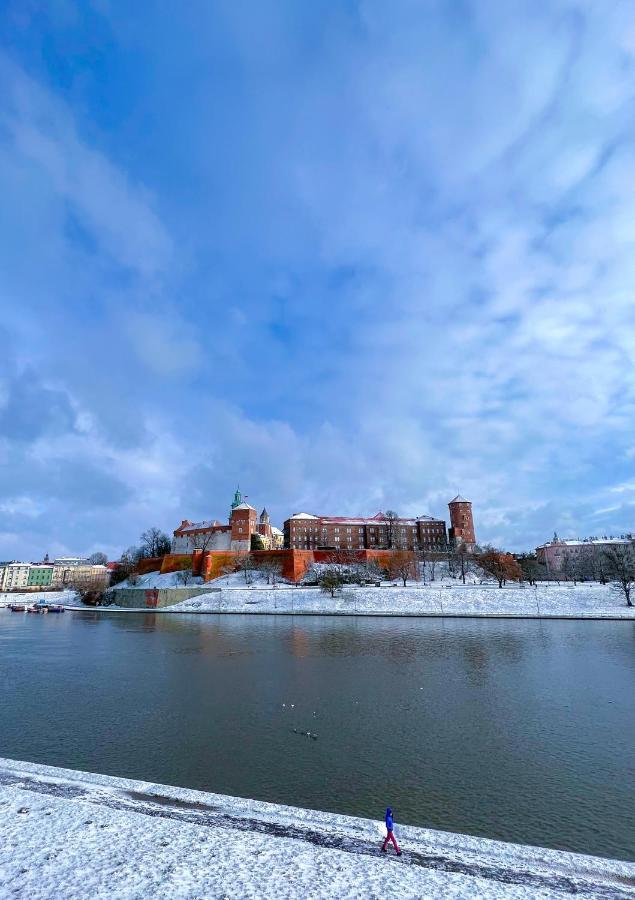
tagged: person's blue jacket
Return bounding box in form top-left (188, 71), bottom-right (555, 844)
top-left (385, 808), bottom-right (394, 832)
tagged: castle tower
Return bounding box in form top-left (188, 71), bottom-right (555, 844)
top-left (230, 501), bottom-right (257, 551)
top-left (256, 507), bottom-right (273, 546)
top-left (448, 495), bottom-right (476, 548)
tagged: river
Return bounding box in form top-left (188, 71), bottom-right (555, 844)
top-left (1, 611), bottom-right (633, 860)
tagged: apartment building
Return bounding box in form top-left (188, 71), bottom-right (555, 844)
top-left (536, 535), bottom-right (634, 573)
top-left (0, 563), bottom-right (31, 591)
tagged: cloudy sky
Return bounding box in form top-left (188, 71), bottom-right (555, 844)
top-left (1, 0), bottom-right (635, 560)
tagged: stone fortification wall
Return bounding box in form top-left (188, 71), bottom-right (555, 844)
top-left (133, 549), bottom-right (449, 585)
top-left (133, 549), bottom-right (315, 584)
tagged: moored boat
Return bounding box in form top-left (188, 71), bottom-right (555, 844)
top-left (9, 604), bottom-right (26, 612)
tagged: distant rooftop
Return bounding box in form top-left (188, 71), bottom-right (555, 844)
top-left (176, 519), bottom-right (227, 533)
top-left (288, 512), bottom-right (444, 525)
top-left (537, 536), bottom-right (633, 548)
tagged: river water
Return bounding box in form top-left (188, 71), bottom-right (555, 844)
top-left (1, 611), bottom-right (633, 860)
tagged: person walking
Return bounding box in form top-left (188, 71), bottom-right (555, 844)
top-left (381, 807), bottom-right (402, 855)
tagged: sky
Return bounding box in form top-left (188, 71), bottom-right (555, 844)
top-left (1, 0), bottom-right (635, 561)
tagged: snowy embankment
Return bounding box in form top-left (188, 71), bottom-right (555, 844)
top-left (0, 758), bottom-right (632, 900)
top-left (111, 571), bottom-right (206, 589)
top-left (168, 581), bottom-right (635, 618)
top-left (103, 568), bottom-right (635, 618)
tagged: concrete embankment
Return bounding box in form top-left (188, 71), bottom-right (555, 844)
top-left (1, 757), bottom-right (633, 899)
top-left (108, 586), bottom-right (220, 608)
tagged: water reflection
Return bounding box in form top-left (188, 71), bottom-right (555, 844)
top-left (1, 611), bottom-right (633, 861)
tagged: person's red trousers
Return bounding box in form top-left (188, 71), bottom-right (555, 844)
top-left (382, 830), bottom-right (400, 852)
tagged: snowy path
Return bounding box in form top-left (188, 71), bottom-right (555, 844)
top-left (0, 759), bottom-right (633, 899)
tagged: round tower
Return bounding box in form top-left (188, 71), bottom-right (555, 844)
top-left (448, 495), bottom-right (476, 548)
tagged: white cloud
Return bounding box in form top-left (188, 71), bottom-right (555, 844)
top-left (3, 2), bottom-right (635, 556)
top-left (0, 53), bottom-right (172, 281)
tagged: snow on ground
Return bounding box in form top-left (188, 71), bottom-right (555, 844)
top-left (111, 571), bottom-right (205, 590)
top-left (113, 562), bottom-right (481, 593)
top-left (10, 574), bottom-right (631, 619)
top-left (169, 581), bottom-right (635, 618)
top-left (0, 590), bottom-right (80, 608)
top-left (303, 559), bottom-right (483, 586)
top-left (0, 757), bottom-right (632, 900)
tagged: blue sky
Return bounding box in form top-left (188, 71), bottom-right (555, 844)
top-left (2, 0), bottom-right (635, 560)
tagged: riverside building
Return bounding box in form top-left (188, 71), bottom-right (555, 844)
top-left (284, 512), bottom-right (448, 551)
top-left (285, 497), bottom-right (476, 552)
top-left (536, 535), bottom-right (634, 574)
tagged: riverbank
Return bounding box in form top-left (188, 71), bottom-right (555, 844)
top-left (3, 583), bottom-right (634, 618)
top-left (81, 582), bottom-right (635, 618)
top-left (1, 757), bottom-right (632, 899)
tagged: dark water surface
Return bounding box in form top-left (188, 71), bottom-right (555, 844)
top-left (1, 611), bottom-right (633, 860)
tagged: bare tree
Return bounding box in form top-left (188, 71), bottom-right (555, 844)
top-left (319, 551), bottom-right (363, 584)
top-left (192, 528), bottom-right (217, 555)
top-left (477, 548), bottom-right (522, 588)
top-left (359, 558), bottom-right (383, 584)
top-left (88, 552), bottom-right (108, 565)
top-left (416, 546), bottom-right (428, 584)
top-left (576, 549), bottom-right (595, 583)
top-left (257, 557), bottom-right (283, 586)
top-left (139, 528), bottom-right (171, 559)
top-left (109, 549), bottom-right (137, 586)
top-left (236, 553), bottom-right (257, 584)
top-left (177, 560), bottom-right (195, 586)
top-left (446, 549), bottom-right (458, 579)
top-left (561, 554), bottom-right (582, 585)
top-left (454, 544), bottom-right (473, 585)
top-left (591, 546), bottom-right (609, 584)
top-left (517, 553), bottom-right (546, 586)
top-left (562, 555), bottom-right (573, 583)
top-left (604, 545), bottom-right (635, 607)
top-left (385, 551), bottom-right (417, 586)
top-left (382, 510), bottom-right (399, 549)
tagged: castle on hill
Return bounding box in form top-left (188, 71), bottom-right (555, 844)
top-left (172, 488), bottom-right (283, 553)
top-left (172, 490), bottom-right (475, 556)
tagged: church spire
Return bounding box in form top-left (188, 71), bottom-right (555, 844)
top-left (230, 486), bottom-right (243, 517)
